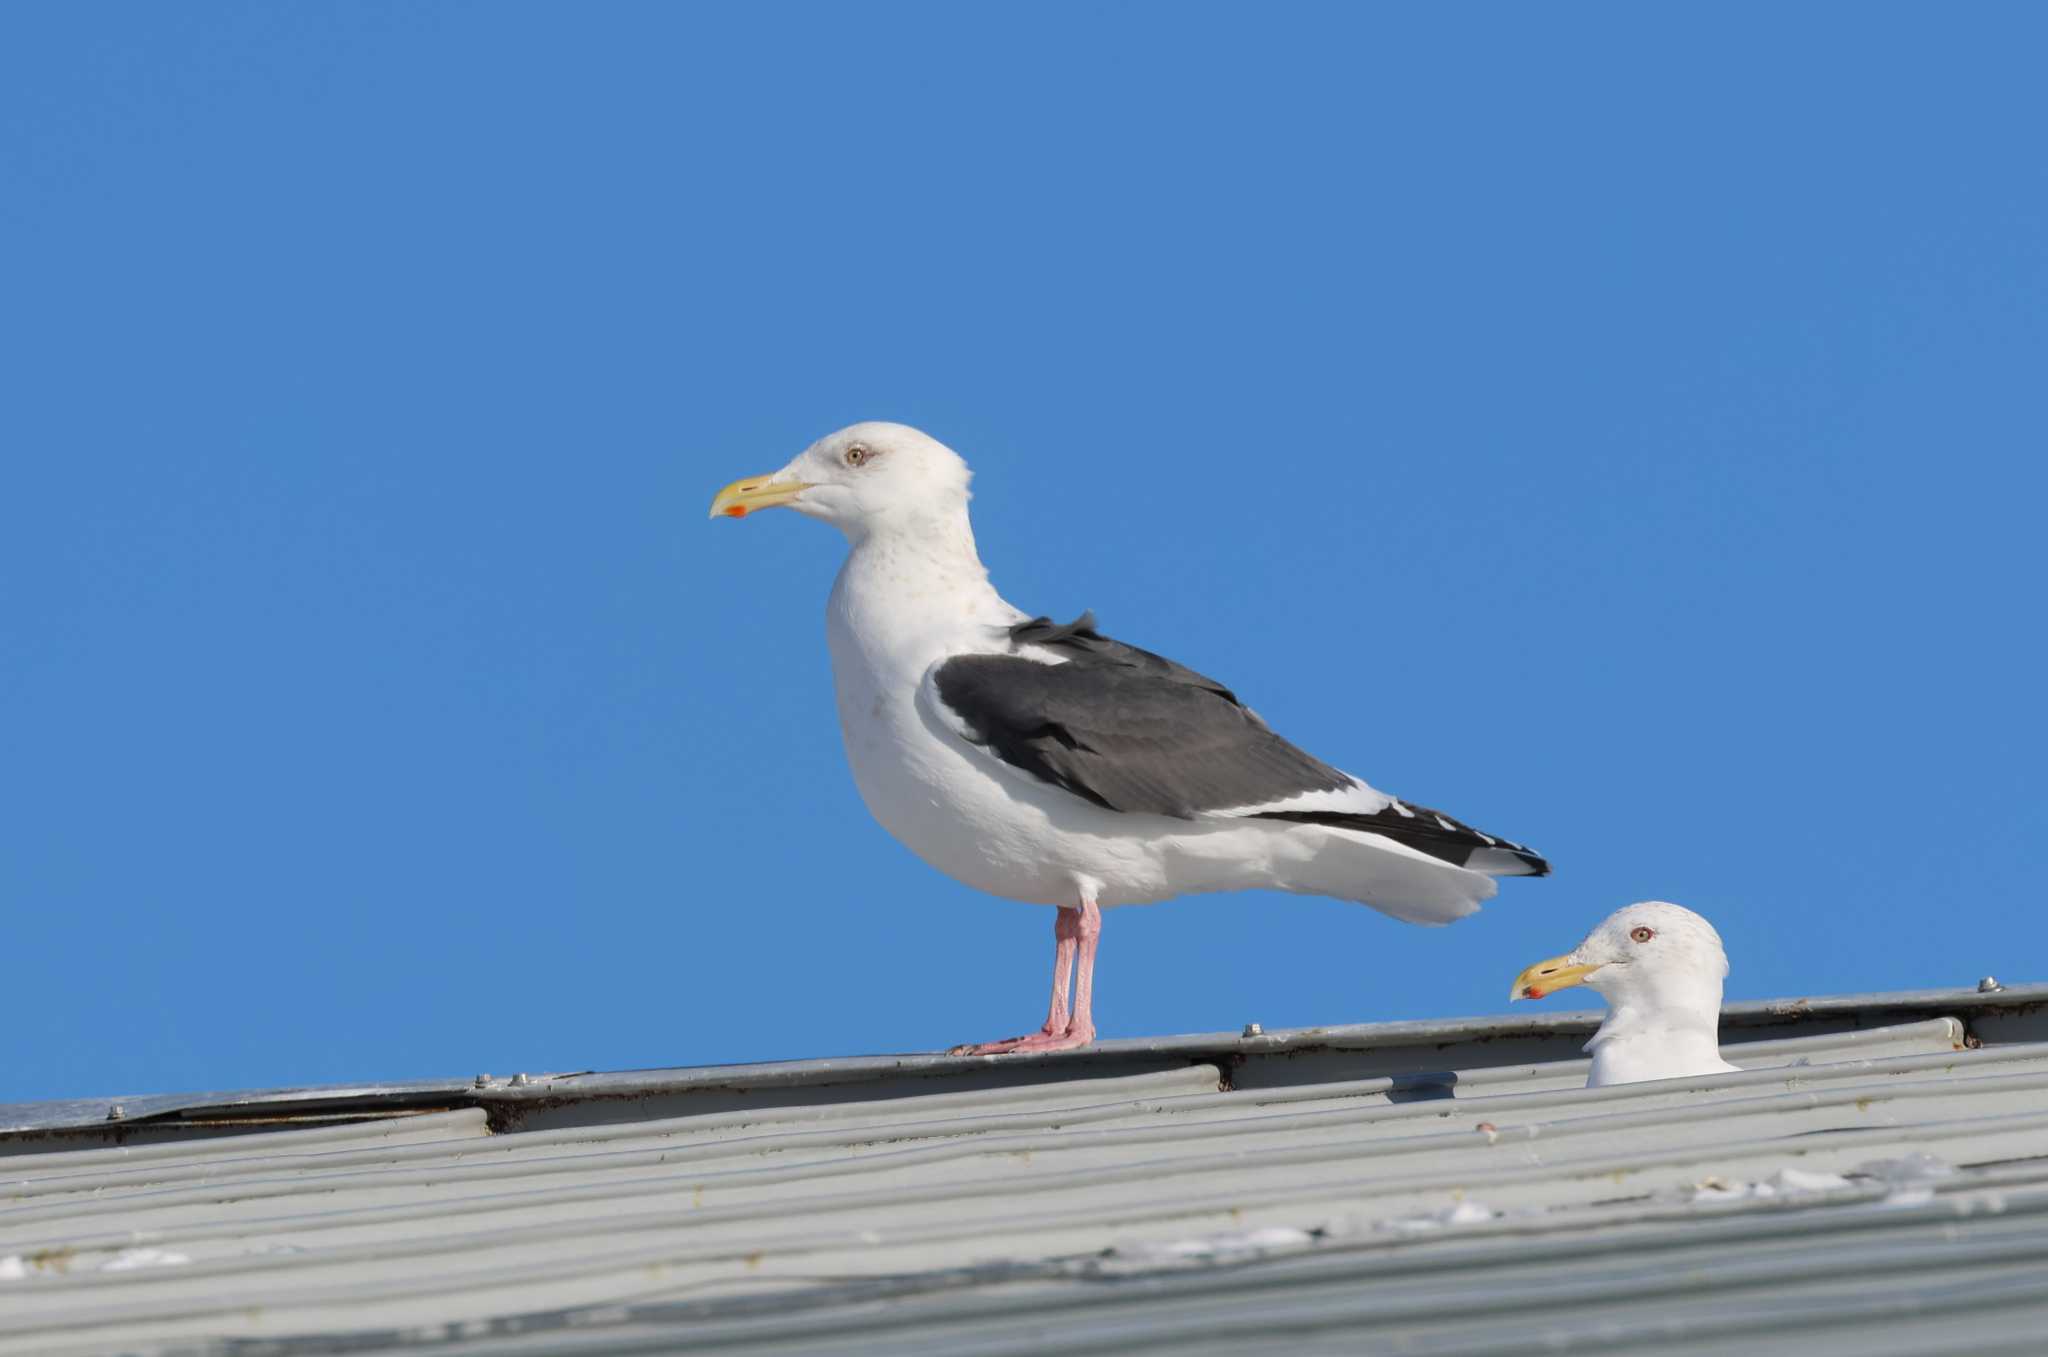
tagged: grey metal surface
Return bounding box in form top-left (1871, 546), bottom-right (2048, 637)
top-left (0, 992), bottom-right (2041, 1355)
top-left (6, 981), bottom-right (2042, 1143)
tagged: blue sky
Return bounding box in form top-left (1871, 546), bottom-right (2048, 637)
top-left (2, 4), bottom-right (2043, 1104)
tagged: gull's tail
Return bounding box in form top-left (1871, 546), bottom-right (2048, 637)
top-left (1254, 800), bottom-right (1548, 927)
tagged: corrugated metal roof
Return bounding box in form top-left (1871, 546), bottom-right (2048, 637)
top-left (3, 984), bottom-right (2045, 1355)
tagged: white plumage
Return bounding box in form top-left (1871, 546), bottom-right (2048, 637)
top-left (1511, 901), bottom-right (1740, 1087)
top-left (713, 421), bottom-right (1547, 1052)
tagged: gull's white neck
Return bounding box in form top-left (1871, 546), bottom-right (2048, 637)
top-left (1584, 969), bottom-right (1732, 1087)
top-left (826, 503), bottom-right (1017, 682)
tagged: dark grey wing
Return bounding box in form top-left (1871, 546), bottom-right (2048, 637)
top-left (1004, 612), bottom-right (1242, 700)
top-left (930, 613), bottom-right (1351, 819)
top-left (932, 614), bottom-right (1551, 877)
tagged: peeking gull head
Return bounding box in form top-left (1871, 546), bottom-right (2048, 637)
top-left (1510, 901), bottom-right (1739, 1087)
top-left (708, 422), bottom-right (973, 541)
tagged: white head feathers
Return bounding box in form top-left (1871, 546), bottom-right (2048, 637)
top-left (709, 422), bottom-right (974, 543)
top-left (1511, 901), bottom-right (1739, 1088)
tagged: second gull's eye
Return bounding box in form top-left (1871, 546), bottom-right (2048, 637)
top-left (845, 444), bottom-right (869, 467)
top-left (1630, 926), bottom-right (1655, 943)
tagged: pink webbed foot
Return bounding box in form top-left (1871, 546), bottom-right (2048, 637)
top-left (949, 1021), bottom-right (1097, 1057)
top-left (948, 897), bottom-right (1102, 1056)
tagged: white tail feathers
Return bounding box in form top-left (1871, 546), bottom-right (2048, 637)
top-left (1271, 824), bottom-right (1501, 926)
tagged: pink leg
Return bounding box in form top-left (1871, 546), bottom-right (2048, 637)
top-left (950, 896), bottom-right (1103, 1056)
top-left (1065, 897), bottom-right (1103, 1046)
top-left (1044, 907), bottom-right (1081, 1031)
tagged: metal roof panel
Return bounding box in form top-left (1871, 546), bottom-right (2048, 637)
top-left (0, 986), bottom-right (2042, 1354)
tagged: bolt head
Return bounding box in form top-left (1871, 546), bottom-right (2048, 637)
top-left (474, 1074), bottom-right (492, 1088)
top-left (1242, 1022), bottom-right (1264, 1038)
top-left (1979, 977), bottom-right (2004, 993)
top-left (106, 1104), bottom-right (126, 1121)
top-left (509, 1072), bottom-right (531, 1087)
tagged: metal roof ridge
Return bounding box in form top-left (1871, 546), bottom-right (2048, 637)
top-left (2, 982), bottom-right (2040, 1141)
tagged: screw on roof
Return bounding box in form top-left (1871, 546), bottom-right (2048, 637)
top-left (474, 1074), bottom-right (492, 1088)
top-left (1242, 1023), bottom-right (1263, 1038)
top-left (105, 1104), bottom-right (125, 1121)
top-left (1979, 977), bottom-right (2005, 993)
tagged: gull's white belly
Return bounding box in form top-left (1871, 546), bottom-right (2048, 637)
top-left (833, 668), bottom-right (1284, 908)
top-left (836, 667), bottom-right (1118, 904)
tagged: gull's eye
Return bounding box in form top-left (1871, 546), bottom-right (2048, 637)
top-left (844, 444), bottom-right (871, 467)
top-left (1630, 926), bottom-right (1655, 944)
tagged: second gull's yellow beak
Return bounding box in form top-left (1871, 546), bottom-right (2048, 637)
top-left (708, 472), bottom-right (813, 520)
top-left (1510, 954), bottom-right (1602, 1002)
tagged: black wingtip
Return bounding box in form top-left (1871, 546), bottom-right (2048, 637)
top-left (1257, 805), bottom-right (1551, 879)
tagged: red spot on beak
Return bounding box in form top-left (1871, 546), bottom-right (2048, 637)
top-left (724, 506), bottom-right (748, 518)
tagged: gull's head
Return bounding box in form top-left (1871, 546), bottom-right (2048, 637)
top-left (1509, 901), bottom-right (1729, 1006)
top-left (708, 422), bottom-right (973, 539)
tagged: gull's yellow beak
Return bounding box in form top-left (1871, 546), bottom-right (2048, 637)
top-left (1510, 954), bottom-right (1602, 1002)
top-left (708, 473), bottom-right (812, 520)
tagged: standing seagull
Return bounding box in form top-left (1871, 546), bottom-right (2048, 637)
top-left (711, 423), bottom-right (1548, 1054)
